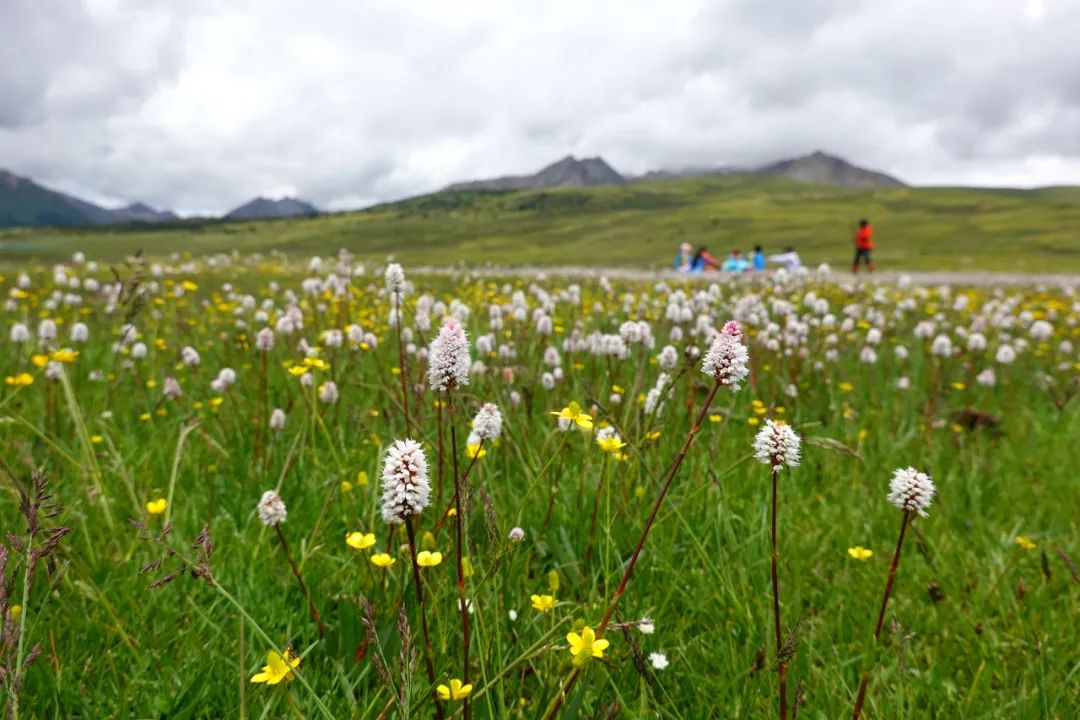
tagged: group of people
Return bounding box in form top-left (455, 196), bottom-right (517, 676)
top-left (673, 244), bottom-right (802, 274)
top-left (670, 219), bottom-right (877, 275)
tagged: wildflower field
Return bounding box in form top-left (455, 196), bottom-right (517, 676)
top-left (1, 252), bottom-right (1078, 719)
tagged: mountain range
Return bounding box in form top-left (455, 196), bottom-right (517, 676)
top-left (0, 150), bottom-right (902, 229)
top-left (224, 196), bottom-right (319, 220)
top-left (445, 155), bottom-right (627, 191)
top-left (0, 169), bottom-right (179, 228)
top-left (445, 150), bottom-right (905, 192)
top-left (0, 169), bottom-right (319, 229)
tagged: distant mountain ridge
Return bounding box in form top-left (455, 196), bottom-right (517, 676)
top-left (0, 169), bottom-right (177, 228)
top-left (443, 151), bottom-right (905, 193)
top-left (0, 150), bottom-right (904, 229)
top-left (445, 155), bottom-right (626, 191)
top-left (756, 150), bottom-right (905, 188)
top-left (224, 196), bottom-right (319, 220)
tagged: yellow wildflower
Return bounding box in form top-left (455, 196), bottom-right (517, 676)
top-left (437, 678), bottom-right (473, 701)
top-left (51, 348), bottom-right (79, 363)
top-left (550, 401), bottom-right (593, 429)
top-left (1016, 536), bottom-right (1036, 551)
top-left (531, 594), bottom-right (555, 612)
top-left (596, 435), bottom-right (625, 453)
top-left (250, 649), bottom-right (300, 685)
top-left (848, 546), bottom-right (873, 561)
top-left (567, 626), bottom-right (609, 667)
top-left (346, 532), bottom-right (376, 550)
top-left (417, 551), bottom-right (443, 567)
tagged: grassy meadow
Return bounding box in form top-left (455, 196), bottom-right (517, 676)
top-left (0, 254), bottom-right (1078, 719)
top-left (2, 175), bottom-right (1080, 272)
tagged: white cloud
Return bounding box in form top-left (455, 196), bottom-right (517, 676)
top-left (2, 0), bottom-right (1079, 215)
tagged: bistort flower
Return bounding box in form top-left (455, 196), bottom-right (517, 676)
top-left (752, 419), bottom-right (801, 471)
top-left (427, 318), bottom-right (470, 391)
top-left (886, 467), bottom-right (936, 517)
top-left (471, 402), bottom-right (503, 440)
top-left (380, 439), bottom-right (432, 524)
top-left (385, 262), bottom-right (406, 300)
top-left (257, 490), bottom-right (287, 526)
top-left (701, 321), bottom-right (750, 392)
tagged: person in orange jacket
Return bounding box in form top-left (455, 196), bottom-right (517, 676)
top-left (853, 219), bottom-right (875, 273)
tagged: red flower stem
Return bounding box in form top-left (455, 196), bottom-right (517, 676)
top-left (852, 510), bottom-right (911, 720)
top-left (405, 516), bottom-right (445, 720)
top-left (273, 524), bottom-right (326, 637)
top-left (433, 444), bottom-right (482, 536)
top-left (446, 391), bottom-right (471, 720)
top-left (394, 297), bottom-right (411, 435)
top-left (542, 379), bottom-right (723, 720)
top-left (770, 467), bottom-right (788, 720)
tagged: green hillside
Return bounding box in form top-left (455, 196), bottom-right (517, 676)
top-left (2, 174), bottom-right (1079, 271)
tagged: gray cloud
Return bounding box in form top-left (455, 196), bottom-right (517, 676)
top-left (1, 0), bottom-right (1079, 215)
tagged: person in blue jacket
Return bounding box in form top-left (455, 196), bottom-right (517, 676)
top-left (752, 244), bottom-right (766, 271)
top-left (673, 242), bottom-right (694, 272)
top-left (721, 249), bottom-right (750, 272)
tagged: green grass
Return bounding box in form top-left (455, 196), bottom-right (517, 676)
top-left (1, 262), bottom-right (1078, 719)
top-left (2, 175), bottom-right (1080, 271)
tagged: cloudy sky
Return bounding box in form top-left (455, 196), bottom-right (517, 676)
top-left (2, 0), bottom-right (1078, 215)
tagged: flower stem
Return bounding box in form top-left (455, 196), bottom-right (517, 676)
top-left (542, 379), bottom-right (723, 720)
top-left (852, 510), bottom-right (912, 720)
top-left (596, 380), bottom-right (721, 634)
top-left (436, 400), bottom-right (445, 501)
top-left (394, 298), bottom-right (412, 435)
top-left (583, 454), bottom-right (609, 570)
top-left (433, 440), bottom-right (482, 536)
top-left (273, 524), bottom-right (326, 637)
top-left (446, 391), bottom-right (471, 720)
top-left (405, 517), bottom-right (445, 720)
top-left (770, 467), bottom-right (788, 720)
